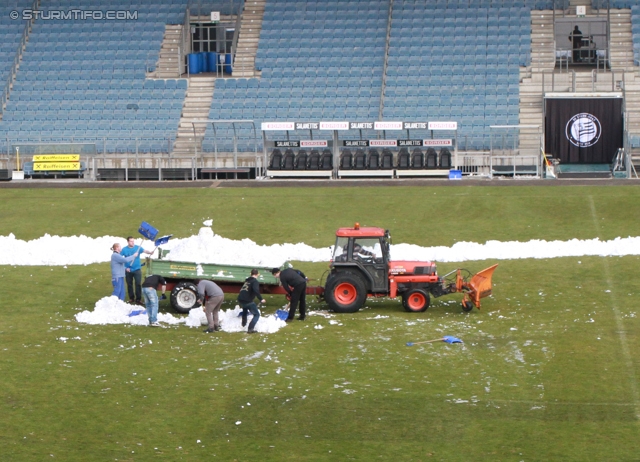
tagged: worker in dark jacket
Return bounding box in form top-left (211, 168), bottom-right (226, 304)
top-left (569, 25), bottom-right (583, 63)
top-left (271, 267), bottom-right (307, 322)
top-left (237, 268), bottom-right (266, 334)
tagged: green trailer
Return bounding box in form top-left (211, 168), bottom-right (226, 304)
top-left (145, 256), bottom-right (285, 313)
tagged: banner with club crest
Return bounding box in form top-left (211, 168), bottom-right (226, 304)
top-left (544, 97), bottom-right (623, 164)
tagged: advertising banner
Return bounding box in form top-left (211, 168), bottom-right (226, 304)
top-left (34, 162), bottom-right (80, 171)
top-left (545, 98), bottom-right (622, 163)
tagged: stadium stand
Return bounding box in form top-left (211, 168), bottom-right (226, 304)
top-left (204, 0), bottom-right (389, 152)
top-left (383, 0), bottom-right (554, 151)
top-left (0, 0), bottom-right (188, 154)
top-left (0, 0), bottom-right (638, 177)
top-left (189, 0), bottom-right (243, 16)
top-left (0, 2), bottom-right (30, 94)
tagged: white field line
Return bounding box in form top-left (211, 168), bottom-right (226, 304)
top-left (479, 399), bottom-right (636, 407)
top-left (589, 195), bottom-right (640, 420)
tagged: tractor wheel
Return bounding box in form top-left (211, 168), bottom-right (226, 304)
top-left (170, 281), bottom-right (200, 313)
top-left (461, 299), bottom-right (474, 312)
top-left (402, 289), bottom-right (430, 312)
top-left (325, 271), bottom-right (367, 313)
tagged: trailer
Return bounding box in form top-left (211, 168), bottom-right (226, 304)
top-left (145, 256), bottom-right (324, 313)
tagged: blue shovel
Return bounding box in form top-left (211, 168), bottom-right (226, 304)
top-left (406, 335), bottom-right (463, 347)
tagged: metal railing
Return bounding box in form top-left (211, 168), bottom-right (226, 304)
top-left (591, 68), bottom-right (625, 92)
top-left (229, 9), bottom-right (242, 75)
top-left (456, 153), bottom-right (492, 177)
top-left (541, 69), bottom-right (576, 92)
top-left (190, 119), bottom-right (261, 171)
top-left (2, 136), bottom-right (176, 161)
top-left (178, 7), bottom-right (191, 77)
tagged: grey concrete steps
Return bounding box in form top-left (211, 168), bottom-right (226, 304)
top-left (151, 25), bottom-right (183, 78)
top-left (172, 76), bottom-right (215, 155)
top-left (233, 0), bottom-right (266, 78)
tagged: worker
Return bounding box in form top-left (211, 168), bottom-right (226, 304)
top-left (121, 236), bottom-right (153, 306)
top-left (353, 242), bottom-right (374, 259)
top-left (196, 279), bottom-right (225, 333)
top-left (237, 268), bottom-right (266, 334)
top-left (110, 243), bottom-right (139, 301)
top-left (336, 243), bottom-right (374, 262)
top-left (271, 267), bottom-right (307, 322)
top-left (569, 25), bottom-right (583, 63)
top-left (141, 274), bottom-right (167, 327)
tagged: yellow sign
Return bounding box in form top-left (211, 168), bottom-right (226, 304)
top-left (169, 265), bottom-right (197, 271)
top-left (33, 162), bottom-right (81, 171)
top-left (33, 154), bottom-right (80, 162)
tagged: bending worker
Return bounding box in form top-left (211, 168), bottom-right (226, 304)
top-left (196, 279), bottom-right (224, 333)
top-left (271, 267), bottom-right (308, 322)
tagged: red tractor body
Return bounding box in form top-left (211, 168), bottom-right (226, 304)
top-left (324, 224), bottom-right (497, 313)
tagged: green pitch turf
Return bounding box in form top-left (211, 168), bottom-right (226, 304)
top-left (1, 185), bottom-right (639, 461)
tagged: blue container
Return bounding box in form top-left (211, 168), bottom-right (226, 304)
top-left (188, 53), bottom-right (200, 74)
top-left (198, 52), bottom-right (206, 73)
top-left (206, 51), bottom-right (217, 72)
top-left (224, 53), bottom-right (232, 75)
top-left (138, 221), bottom-right (159, 240)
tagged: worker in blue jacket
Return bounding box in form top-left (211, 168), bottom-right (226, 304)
top-left (110, 242), bottom-right (139, 301)
top-left (121, 236), bottom-right (153, 305)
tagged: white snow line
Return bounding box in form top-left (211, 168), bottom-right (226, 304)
top-left (589, 196), bottom-right (640, 420)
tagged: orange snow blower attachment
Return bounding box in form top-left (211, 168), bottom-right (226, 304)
top-left (455, 264), bottom-right (498, 310)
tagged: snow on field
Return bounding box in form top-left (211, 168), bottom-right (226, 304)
top-left (3, 221), bottom-right (639, 331)
top-left (2, 225), bottom-right (640, 267)
top-left (75, 295), bottom-right (287, 333)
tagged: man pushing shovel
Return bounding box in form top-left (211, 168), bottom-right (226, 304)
top-left (238, 269), bottom-right (266, 334)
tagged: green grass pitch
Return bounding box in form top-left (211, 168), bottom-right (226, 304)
top-left (1, 185), bottom-right (639, 461)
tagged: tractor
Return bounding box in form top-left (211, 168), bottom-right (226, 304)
top-left (323, 223), bottom-right (498, 313)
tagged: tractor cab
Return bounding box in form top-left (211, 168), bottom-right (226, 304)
top-left (331, 223), bottom-right (391, 293)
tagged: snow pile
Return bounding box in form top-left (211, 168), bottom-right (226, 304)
top-left (0, 233), bottom-right (133, 266)
top-left (75, 296), bottom-right (184, 326)
top-left (75, 297), bottom-right (287, 333)
top-left (390, 236), bottom-right (640, 262)
top-left (3, 224), bottom-right (640, 266)
top-left (164, 226), bottom-right (331, 267)
top-left (185, 305), bottom-right (287, 333)
top-left (76, 295), bottom-right (184, 326)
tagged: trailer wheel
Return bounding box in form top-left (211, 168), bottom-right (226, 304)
top-left (170, 281), bottom-right (200, 313)
top-left (402, 289), bottom-right (430, 312)
top-left (325, 271), bottom-right (367, 313)
top-left (462, 299), bottom-right (474, 312)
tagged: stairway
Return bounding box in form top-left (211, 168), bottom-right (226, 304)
top-left (172, 76), bottom-right (215, 156)
top-left (518, 9), bottom-right (555, 156)
top-left (149, 25), bottom-right (184, 79)
top-left (232, 0), bottom-right (266, 78)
